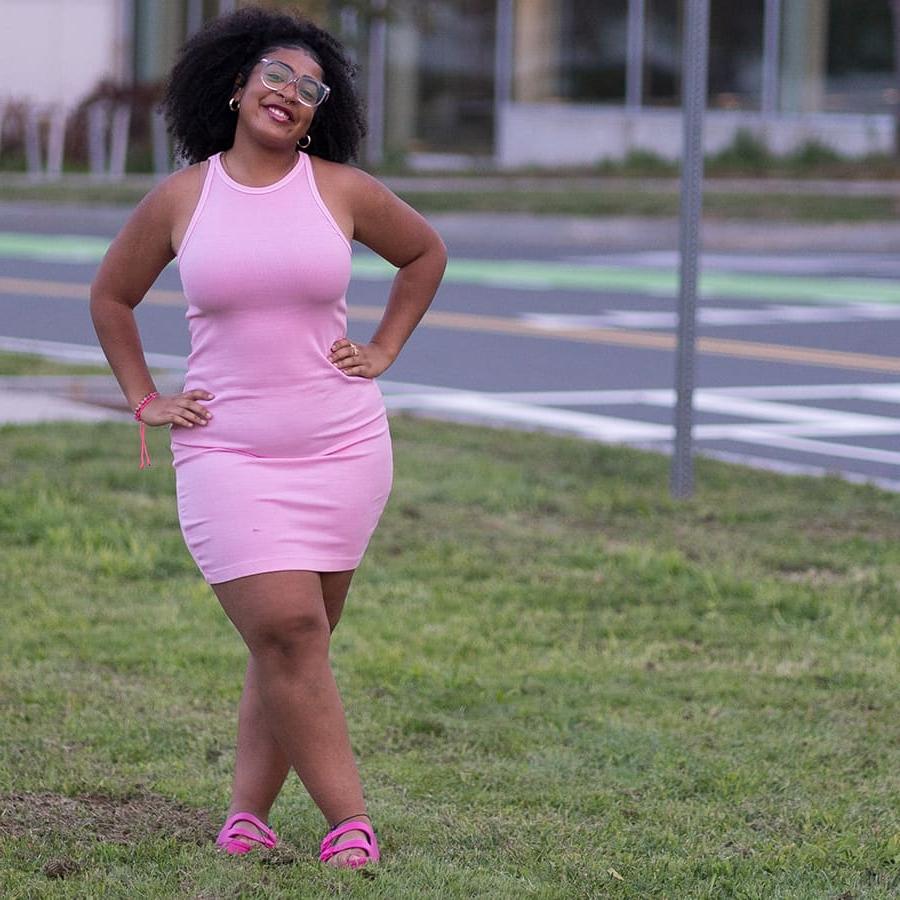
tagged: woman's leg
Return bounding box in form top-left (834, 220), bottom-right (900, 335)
top-left (226, 569), bottom-right (357, 827)
top-left (214, 569), bottom-right (370, 864)
top-left (227, 654), bottom-right (291, 827)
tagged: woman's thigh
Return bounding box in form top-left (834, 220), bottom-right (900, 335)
top-left (321, 570), bottom-right (355, 632)
top-left (212, 570), bottom-right (330, 654)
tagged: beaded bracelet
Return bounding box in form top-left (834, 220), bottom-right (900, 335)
top-left (133, 391), bottom-right (160, 469)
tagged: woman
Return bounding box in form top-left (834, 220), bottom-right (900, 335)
top-left (90, 7), bottom-right (446, 869)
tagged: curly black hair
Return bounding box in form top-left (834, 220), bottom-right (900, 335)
top-left (161, 6), bottom-right (365, 164)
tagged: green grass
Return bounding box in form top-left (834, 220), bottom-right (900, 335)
top-left (0, 351), bottom-right (112, 377)
top-left (1, 179), bottom-right (897, 223)
top-left (0, 415), bottom-right (898, 898)
top-left (399, 190), bottom-right (896, 222)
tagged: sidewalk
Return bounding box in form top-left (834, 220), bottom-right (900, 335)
top-left (0, 374), bottom-right (183, 425)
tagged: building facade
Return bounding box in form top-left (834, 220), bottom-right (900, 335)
top-left (2, 0), bottom-right (896, 168)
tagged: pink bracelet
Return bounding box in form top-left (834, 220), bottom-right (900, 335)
top-left (133, 391), bottom-right (159, 421)
top-left (133, 391), bottom-right (159, 469)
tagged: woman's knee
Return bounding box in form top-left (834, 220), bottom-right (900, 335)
top-left (246, 608), bottom-right (331, 662)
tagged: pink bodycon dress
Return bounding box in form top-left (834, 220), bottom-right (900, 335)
top-left (172, 151), bottom-right (392, 584)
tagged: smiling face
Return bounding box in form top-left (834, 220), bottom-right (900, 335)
top-left (231, 46), bottom-right (326, 150)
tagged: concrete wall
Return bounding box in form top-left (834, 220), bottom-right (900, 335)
top-left (2, 0), bottom-right (125, 107)
top-left (497, 103), bottom-right (896, 167)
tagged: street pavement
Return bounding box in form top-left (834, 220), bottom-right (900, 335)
top-left (2, 199), bottom-right (900, 491)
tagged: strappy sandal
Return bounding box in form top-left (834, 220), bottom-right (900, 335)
top-left (215, 811), bottom-right (278, 855)
top-left (319, 817), bottom-right (380, 869)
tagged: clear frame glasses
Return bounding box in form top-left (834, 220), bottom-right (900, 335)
top-left (258, 58), bottom-right (331, 107)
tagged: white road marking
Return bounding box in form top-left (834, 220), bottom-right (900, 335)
top-left (383, 391), bottom-right (669, 441)
top-left (1, 336), bottom-right (897, 484)
top-left (524, 305), bottom-right (900, 331)
top-left (379, 380), bottom-right (900, 476)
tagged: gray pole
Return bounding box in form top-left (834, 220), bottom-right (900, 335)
top-left (625, 0), bottom-right (645, 111)
top-left (670, 0), bottom-right (710, 499)
top-left (494, 0), bottom-right (514, 161)
top-left (366, 0), bottom-right (388, 167)
top-left (186, 0), bottom-right (204, 36)
top-left (761, 0), bottom-right (782, 114)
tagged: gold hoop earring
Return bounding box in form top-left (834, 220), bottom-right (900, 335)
top-left (228, 97), bottom-right (240, 112)
top-left (297, 134), bottom-right (311, 150)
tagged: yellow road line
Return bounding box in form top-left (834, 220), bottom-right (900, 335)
top-left (4, 274), bottom-right (900, 374)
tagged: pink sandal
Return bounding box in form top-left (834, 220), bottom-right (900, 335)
top-left (319, 818), bottom-right (380, 869)
top-left (215, 811), bottom-right (278, 855)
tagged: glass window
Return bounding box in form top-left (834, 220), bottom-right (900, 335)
top-left (386, 0), bottom-right (496, 155)
top-left (645, 0), bottom-right (765, 110)
top-left (825, 0), bottom-right (894, 112)
top-left (708, 0), bottom-right (764, 110)
top-left (558, 1), bottom-right (628, 103)
top-left (644, 0), bottom-right (680, 106)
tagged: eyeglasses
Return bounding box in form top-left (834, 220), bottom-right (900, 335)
top-left (258, 58), bottom-right (331, 108)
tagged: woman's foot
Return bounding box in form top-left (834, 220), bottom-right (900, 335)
top-left (320, 814), bottom-right (379, 868)
top-left (216, 811), bottom-right (277, 854)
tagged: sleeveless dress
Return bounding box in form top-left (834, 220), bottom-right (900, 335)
top-left (172, 151), bottom-right (392, 584)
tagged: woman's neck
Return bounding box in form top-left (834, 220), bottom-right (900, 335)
top-left (221, 140), bottom-right (299, 187)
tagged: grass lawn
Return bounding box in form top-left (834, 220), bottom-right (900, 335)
top-left (0, 412), bottom-right (898, 897)
top-left (1, 178), bottom-right (896, 224)
top-left (398, 190), bottom-right (897, 223)
top-left (0, 352), bottom-right (112, 377)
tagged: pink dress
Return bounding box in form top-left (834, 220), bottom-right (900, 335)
top-left (172, 151), bottom-right (392, 584)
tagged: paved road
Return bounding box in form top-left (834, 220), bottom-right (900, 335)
top-left (2, 201), bottom-right (900, 490)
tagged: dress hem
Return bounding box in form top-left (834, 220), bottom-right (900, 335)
top-left (204, 555), bottom-right (364, 585)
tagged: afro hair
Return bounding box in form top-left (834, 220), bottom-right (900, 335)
top-left (161, 6), bottom-right (365, 165)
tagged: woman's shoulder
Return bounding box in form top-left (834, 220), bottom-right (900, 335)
top-left (310, 156), bottom-right (382, 193)
top-left (121, 160), bottom-right (213, 251)
top-left (153, 159), bottom-right (211, 204)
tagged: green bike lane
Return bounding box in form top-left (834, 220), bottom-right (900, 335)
top-left (3, 230), bottom-right (900, 306)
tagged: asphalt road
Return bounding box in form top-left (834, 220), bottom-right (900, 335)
top-left (2, 201), bottom-right (900, 491)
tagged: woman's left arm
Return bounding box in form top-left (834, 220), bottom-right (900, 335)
top-left (329, 169), bottom-right (447, 378)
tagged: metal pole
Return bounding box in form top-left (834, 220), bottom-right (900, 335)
top-left (152, 109), bottom-right (171, 177)
top-left (46, 107), bottom-right (67, 179)
top-left (24, 108), bottom-right (44, 180)
top-left (108, 104), bottom-right (132, 180)
top-left (494, 0), bottom-right (514, 162)
top-left (625, 0), bottom-right (645, 111)
top-left (761, 0), bottom-right (782, 114)
top-left (670, 0), bottom-right (710, 499)
top-left (186, 0), bottom-right (204, 36)
top-left (0, 100), bottom-right (7, 157)
top-left (87, 101), bottom-right (109, 179)
top-left (366, 0), bottom-right (387, 166)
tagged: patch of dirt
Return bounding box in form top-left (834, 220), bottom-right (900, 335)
top-left (0, 791), bottom-right (215, 846)
top-left (43, 857), bottom-right (81, 879)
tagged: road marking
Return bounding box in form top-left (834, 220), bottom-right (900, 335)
top-left (378, 380), bottom-right (900, 473)
top-left (385, 384), bottom-right (900, 474)
top-left (1, 338), bottom-right (897, 486)
top-left (3, 231), bottom-right (900, 304)
top-left (5, 274), bottom-right (900, 375)
top-left (525, 305), bottom-right (900, 330)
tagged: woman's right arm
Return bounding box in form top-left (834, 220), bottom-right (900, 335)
top-left (89, 176), bottom-right (212, 429)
